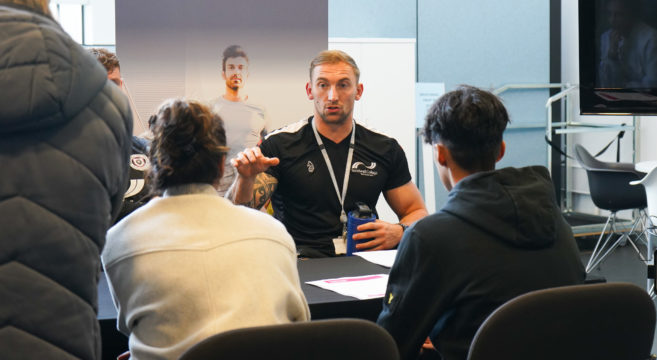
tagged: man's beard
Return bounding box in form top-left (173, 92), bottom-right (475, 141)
top-left (318, 109), bottom-right (350, 125)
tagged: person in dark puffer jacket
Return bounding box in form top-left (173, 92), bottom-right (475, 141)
top-left (0, 1), bottom-right (133, 359)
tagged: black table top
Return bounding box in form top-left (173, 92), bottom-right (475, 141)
top-left (98, 254), bottom-right (391, 321)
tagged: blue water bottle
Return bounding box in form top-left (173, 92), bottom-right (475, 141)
top-left (346, 202), bottom-right (377, 256)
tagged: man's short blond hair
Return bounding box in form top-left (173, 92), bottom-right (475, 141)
top-left (6, 0), bottom-right (52, 17)
top-left (309, 50), bottom-right (360, 82)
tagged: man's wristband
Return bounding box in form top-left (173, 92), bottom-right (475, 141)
top-left (397, 222), bottom-right (408, 232)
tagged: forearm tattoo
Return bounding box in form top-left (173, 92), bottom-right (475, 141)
top-left (249, 173), bottom-right (277, 209)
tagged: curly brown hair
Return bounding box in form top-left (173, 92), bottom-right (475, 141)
top-left (88, 48), bottom-right (120, 73)
top-left (148, 99), bottom-right (228, 195)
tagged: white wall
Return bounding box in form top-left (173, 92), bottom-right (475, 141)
top-left (50, 0), bottom-right (116, 45)
top-left (84, 0), bottom-right (115, 45)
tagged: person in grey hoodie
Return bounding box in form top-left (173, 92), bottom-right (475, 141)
top-left (377, 85), bottom-right (585, 360)
top-left (0, 1), bottom-right (132, 359)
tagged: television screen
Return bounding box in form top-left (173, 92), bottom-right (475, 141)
top-left (579, 0), bottom-right (657, 114)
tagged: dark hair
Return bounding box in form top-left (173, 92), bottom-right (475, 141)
top-left (423, 85), bottom-right (510, 172)
top-left (88, 48), bottom-right (120, 73)
top-left (148, 99), bottom-right (228, 195)
top-left (222, 45), bottom-right (249, 71)
top-left (309, 50), bottom-right (360, 82)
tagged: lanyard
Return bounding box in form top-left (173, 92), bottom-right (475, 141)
top-left (311, 117), bottom-right (356, 227)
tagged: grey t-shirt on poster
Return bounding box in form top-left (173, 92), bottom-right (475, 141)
top-left (211, 97), bottom-right (268, 196)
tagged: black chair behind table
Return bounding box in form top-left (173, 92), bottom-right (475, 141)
top-left (178, 318), bottom-right (400, 360)
top-left (467, 283), bottom-right (656, 360)
top-left (574, 144), bottom-right (648, 272)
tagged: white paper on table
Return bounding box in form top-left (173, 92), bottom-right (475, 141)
top-left (306, 274), bottom-right (389, 300)
top-left (353, 250), bottom-right (397, 268)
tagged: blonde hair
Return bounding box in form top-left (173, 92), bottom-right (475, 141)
top-left (309, 50), bottom-right (360, 82)
top-left (6, 0), bottom-right (52, 17)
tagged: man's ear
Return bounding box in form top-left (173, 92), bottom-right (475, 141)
top-left (435, 143), bottom-right (448, 166)
top-left (496, 141), bottom-right (506, 162)
top-left (306, 82), bottom-right (314, 100)
top-left (355, 83), bottom-right (364, 101)
top-left (222, 71), bottom-right (227, 81)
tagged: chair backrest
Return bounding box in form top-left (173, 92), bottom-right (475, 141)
top-left (574, 145), bottom-right (646, 211)
top-left (178, 318), bottom-right (400, 360)
top-left (466, 283), bottom-right (656, 360)
top-left (574, 144), bottom-right (640, 173)
top-left (632, 166), bottom-right (657, 218)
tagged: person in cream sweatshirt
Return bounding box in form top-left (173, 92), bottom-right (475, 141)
top-left (102, 99), bottom-right (309, 360)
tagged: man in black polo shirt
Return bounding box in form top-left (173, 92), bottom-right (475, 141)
top-left (227, 50), bottom-right (427, 257)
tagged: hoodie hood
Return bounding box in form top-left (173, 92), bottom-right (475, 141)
top-left (0, 4), bottom-right (107, 135)
top-left (443, 166), bottom-right (558, 249)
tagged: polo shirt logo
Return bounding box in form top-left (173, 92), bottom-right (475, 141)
top-left (130, 154), bottom-right (150, 171)
top-left (352, 161), bottom-right (378, 177)
top-left (307, 160), bottom-right (315, 173)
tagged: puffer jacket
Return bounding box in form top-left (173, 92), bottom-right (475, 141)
top-left (0, 3), bottom-right (132, 359)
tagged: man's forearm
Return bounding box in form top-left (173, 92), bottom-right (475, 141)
top-left (399, 208), bottom-right (429, 227)
top-left (225, 175), bottom-right (257, 207)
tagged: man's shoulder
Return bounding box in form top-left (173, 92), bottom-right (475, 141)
top-left (243, 101), bottom-right (266, 114)
top-left (404, 211), bottom-right (459, 247)
top-left (414, 211), bottom-right (459, 232)
top-left (356, 122), bottom-right (396, 140)
top-left (263, 118), bottom-right (310, 141)
top-left (213, 97), bottom-right (266, 112)
top-left (636, 22), bottom-right (657, 41)
top-left (355, 122), bottom-right (403, 151)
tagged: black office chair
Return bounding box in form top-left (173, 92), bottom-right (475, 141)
top-left (467, 283), bottom-right (656, 360)
top-left (574, 144), bottom-right (648, 272)
top-left (178, 318), bottom-right (400, 360)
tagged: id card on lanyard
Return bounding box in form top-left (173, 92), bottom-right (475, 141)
top-left (311, 117), bottom-right (356, 254)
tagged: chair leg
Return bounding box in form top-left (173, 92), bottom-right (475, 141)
top-left (586, 210), bottom-right (652, 273)
top-left (645, 214), bottom-right (655, 296)
top-left (623, 210), bottom-right (648, 262)
top-left (586, 214), bottom-right (618, 273)
top-left (644, 211), bottom-right (655, 263)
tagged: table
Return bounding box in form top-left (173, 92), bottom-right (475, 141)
top-left (99, 255), bottom-right (389, 321)
top-left (297, 255), bottom-right (390, 321)
top-left (98, 255), bottom-right (390, 360)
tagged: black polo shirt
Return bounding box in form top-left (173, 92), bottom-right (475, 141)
top-left (260, 116), bottom-right (411, 255)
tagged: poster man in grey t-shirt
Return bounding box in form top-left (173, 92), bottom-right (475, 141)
top-left (212, 45), bottom-right (269, 195)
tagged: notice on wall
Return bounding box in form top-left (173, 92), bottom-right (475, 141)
top-left (415, 82), bottom-right (445, 214)
top-left (415, 82), bottom-right (445, 128)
